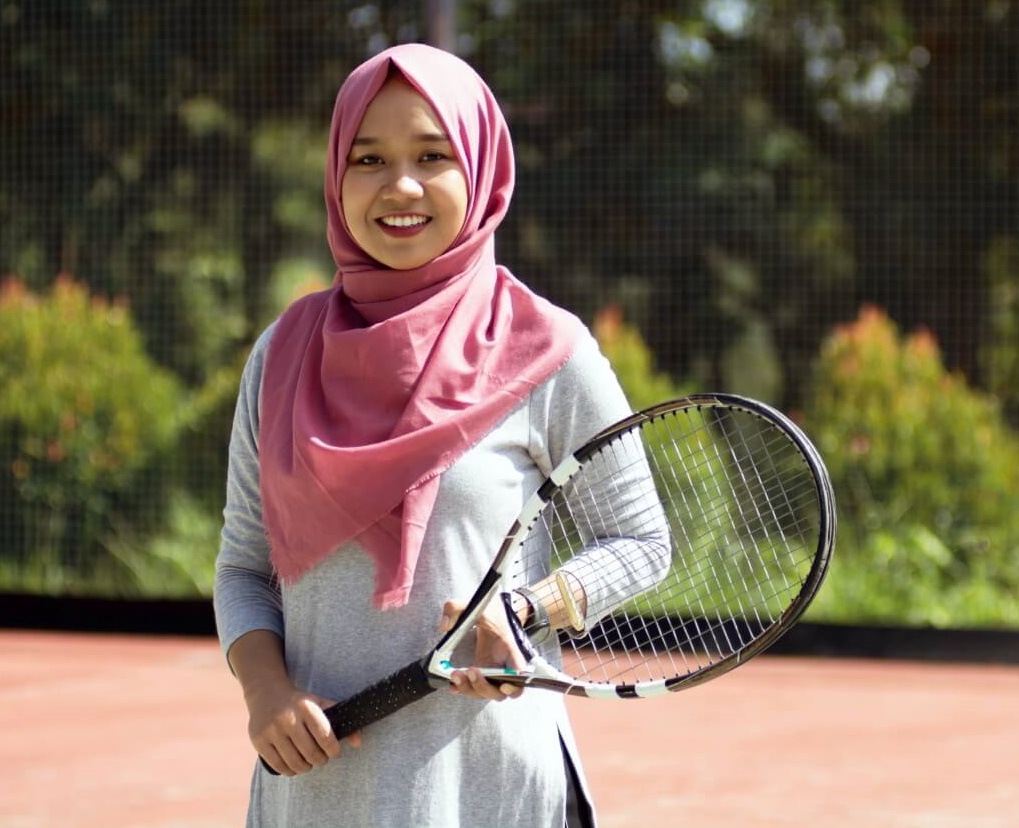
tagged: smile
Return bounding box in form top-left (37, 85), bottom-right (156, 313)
top-left (378, 215), bottom-right (430, 228)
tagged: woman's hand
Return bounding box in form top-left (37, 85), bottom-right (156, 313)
top-left (227, 629), bottom-right (360, 777)
top-left (440, 599), bottom-right (526, 702)
top-left (244, 678), bottom-right (358, 776)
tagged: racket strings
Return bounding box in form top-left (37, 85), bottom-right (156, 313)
top-left (517, 404), bottom-right (822, 688)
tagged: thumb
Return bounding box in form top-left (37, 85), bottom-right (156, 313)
top-left (308, 693), bottom-right (337, 710)
top-left (439, 599), bottom-right (465, 632)
top-left (307, 694), bottom-right (362, 748)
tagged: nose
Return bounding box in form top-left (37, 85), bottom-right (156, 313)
top-left (383, 167), bottom-right (424, 201)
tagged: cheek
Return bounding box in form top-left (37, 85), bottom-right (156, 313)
top-left (340, 176), bottom-right (367, 229)
top-left (440, 170), bottom-right (470, 231)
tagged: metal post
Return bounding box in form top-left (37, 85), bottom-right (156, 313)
top-left (425, 0), bottom-right (457, 53)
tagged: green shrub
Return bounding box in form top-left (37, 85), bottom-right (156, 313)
top-left (594, 305), bottom-right (692, 408)
top-left (0, 276), bottom-right (186, 590)
top-left (802, 306), bottom-right (1019, 627)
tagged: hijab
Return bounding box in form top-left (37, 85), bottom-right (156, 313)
top-left (258, 43), bottom-right (585, 609)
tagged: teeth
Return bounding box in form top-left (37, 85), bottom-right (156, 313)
top-left (380, 215), bottom-right (428, 228)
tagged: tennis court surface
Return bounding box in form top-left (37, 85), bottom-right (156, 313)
top-left (2, 629), bottom-right (1017, 827)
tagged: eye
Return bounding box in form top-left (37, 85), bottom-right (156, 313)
top-left (421, 149), bottom-right (454, 163)
top-left (350, 154), bottom-right (383, 166)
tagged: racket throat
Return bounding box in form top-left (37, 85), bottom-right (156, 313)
top-left (441, 660), bottom-right (536, 681)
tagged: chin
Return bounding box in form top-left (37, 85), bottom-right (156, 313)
top-left (380, 251), bottom-right (435, 270)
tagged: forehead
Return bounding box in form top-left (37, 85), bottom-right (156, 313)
top-left (356, 78), bottom-right (446, 136)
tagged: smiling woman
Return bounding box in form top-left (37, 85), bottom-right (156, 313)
top-left (341, 78), bottom-right (469, 270)
top-left (213, 42), bottom-right (629, 828)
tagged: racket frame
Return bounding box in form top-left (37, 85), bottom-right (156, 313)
top-left (426, 393), bottom-right (835, 697)
top-left (260, 392), bottom-right (835, 773)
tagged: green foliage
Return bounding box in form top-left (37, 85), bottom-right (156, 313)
top-left (0, 277), bottom-right (200, 593)
top-left (802, 306), bottom-right (1019, 626)
top-left (101, 491), bottom-right (223, 598)
top-left (593, 306), bottom-right (692, 409)
top-left (984, 235), bottom-right (1019, 425)
top-left (0, 277), bottom-right (181, 502)
top-left (0, 1), bottom-right (1016, 624)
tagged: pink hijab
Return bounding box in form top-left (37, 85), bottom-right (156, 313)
top-left (258, 44), bottom-right (585, 608)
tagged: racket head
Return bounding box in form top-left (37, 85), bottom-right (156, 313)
top-left (459, 393), bottom-right (835, 698)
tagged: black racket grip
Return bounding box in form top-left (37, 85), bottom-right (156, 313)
top-left (260, 658), bottom-right (437, 775)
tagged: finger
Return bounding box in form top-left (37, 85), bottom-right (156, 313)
top-left (489, 636), bottom-right (526, 671)
top-left (475, 636), bottom-right (525, 673)
top-left (449, 669), bottom-right (492, 697)
top-left (450, 669), bottom-right (487, 697)
top-left (258, 745), bottom-right (294, 777)
top-left (273, 738), bottom-right (314, 776)
top-left (305, 700), bottom-right (342, 761)
top-left (290, 721), bottom-right (332, 768)
top-left (498, 681), bottom-right (524, 698)
top-left (449, 670), bottom-right (466, 694)
top-left (465, 668), bottom-right (508, 701)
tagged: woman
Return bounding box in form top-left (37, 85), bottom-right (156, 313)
top-left (214, 42), bottom-right (631, 827)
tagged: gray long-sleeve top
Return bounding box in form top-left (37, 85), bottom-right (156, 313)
top-left (214, 324), bottom-right (632, 828)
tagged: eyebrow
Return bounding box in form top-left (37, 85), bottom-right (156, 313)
top-left (351, 132), bottom-right (450, 146)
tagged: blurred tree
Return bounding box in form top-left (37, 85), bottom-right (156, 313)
top-left (463, 0), bottom-right (1017, 409)
top-left (2, 0), bottom-right (1016, 409)
top-left (2, 0), bottom-right (1018, 606)
top-left (756, 0), bottom-right (1018, 388)
top-left (0, 0), bottom-right (420, 383)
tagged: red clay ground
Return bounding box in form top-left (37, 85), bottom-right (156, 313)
top-left (1, 630), bottom-right (1017, 827)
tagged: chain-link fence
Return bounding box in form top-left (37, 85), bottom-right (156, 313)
top-left (2, 1), bottom-right (1017, 626)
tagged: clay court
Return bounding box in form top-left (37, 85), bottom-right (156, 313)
top-left (1, 629), bottom-right (1017, 827)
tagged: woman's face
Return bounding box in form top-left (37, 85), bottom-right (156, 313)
top-left (341, 78), bottom-right (469, 271)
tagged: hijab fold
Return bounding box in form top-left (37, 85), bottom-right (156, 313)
top-left (259, 44), bottom-right (584, 608)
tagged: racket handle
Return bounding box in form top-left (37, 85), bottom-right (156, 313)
top-left (323, 658), bottom-right (436, 738)
top-left (260, 658), bottom-right (436, 776)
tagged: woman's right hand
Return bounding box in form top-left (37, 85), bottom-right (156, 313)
top-left (244, 678), bottom-right (357, 776)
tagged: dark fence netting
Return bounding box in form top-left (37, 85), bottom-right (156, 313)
top-left (1, 1), bottom-right (1016, 628)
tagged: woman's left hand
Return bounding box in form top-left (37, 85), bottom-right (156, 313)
top-left (440, 599), bottom-right (526, 701)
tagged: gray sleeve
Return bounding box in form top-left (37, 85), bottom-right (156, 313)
top-left (212, 324), bottom-right (284, 659)
top-left (529, 333), bottom-right (672, 630)
top-left (555, 439), bottom-right (672, 629)
top-left (527, 332), bottom-right (634, 475)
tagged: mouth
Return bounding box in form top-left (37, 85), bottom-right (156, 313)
top-left (376, 214), bottom-right (431, 235)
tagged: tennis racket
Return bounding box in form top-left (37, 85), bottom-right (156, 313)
top-left (261, 393), bottom-right (834, 774)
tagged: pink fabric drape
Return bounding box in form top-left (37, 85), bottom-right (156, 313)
top-left (258, 44), bottom-right (584, 608)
